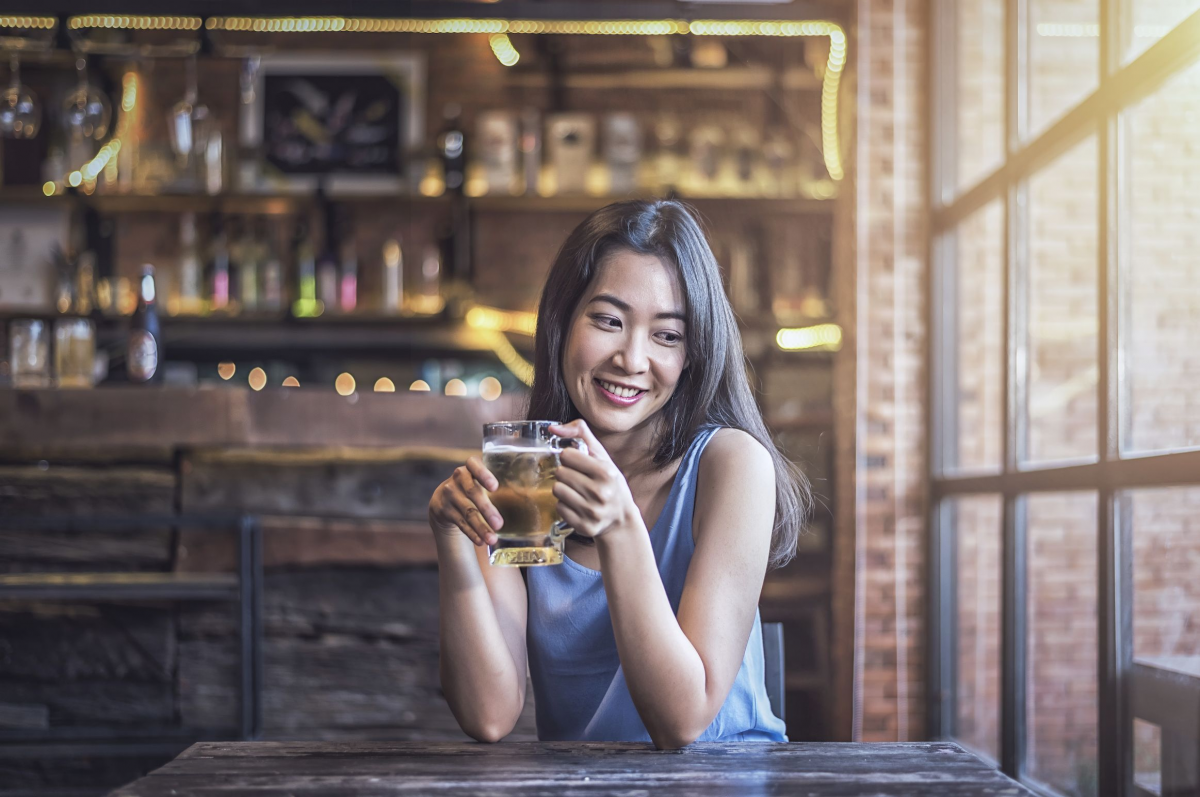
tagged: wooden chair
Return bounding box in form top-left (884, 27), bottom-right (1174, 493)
top-left (762, 621), bottom-right (785, 722)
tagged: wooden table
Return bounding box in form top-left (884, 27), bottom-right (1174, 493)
top-left (111, 740), bottom-right (1036, 796)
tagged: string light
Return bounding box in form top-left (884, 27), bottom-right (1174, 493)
top-left (776, 323), bottom-right (843, 351)
top-left (465, 305), bottom-right (537, 336)
top-left (488, 331), bottom-right (534, 386)
top-left (218, 362), bottom-right (236, 380)
top-left (282, 376), bottom-right (300, 387)
top-left (201, 15), bottom-right (846, 178)
top-left (0, 17), bottom-right (56, 29)
top-left (409, 379), bottom-right (431, 391)
top-left (248, 367), bottom-right (267, 390)
top-left (69, 15), bottom-right (202, 30)
top-left (335, 372), bottom-right (356, 396)
top-left (374, 377), bottom-right (396, 392)
top-left (71, 72), bottom-right (139, 190)
top-left (489, 33), bottom-right (520, 66)
top-left (444, 378), bottom-right (468, 396)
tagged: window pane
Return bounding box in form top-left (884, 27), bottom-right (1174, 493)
top-left (1123, 0), bottom-right (1200, 63)
top-left (956, 0), bottom-right (1006, 192)
top-left (1026, 491), bottom-right (1098, 797)
top-left (1026, 137), bottom-right (1099, 464)
top-left (952, 495), bottom-right (1002, 763)
top-left (952, 201), bottom-right (1005, 473)
top-left (1129, 486), bottom-right (1200, 665)
top-left (1133, 719), bottom-right (1162, 796)
top-left (1123, 57), bottom-right (1200, 455)
top-left (1029, 0), bottom-right (1100, 137)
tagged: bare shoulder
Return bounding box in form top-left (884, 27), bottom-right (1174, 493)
top-left (693, 428), bottom-right (776, 545)
top-left (699, 427), bottom-right (775, 483)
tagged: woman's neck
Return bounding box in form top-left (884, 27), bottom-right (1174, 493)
top-left (596, 420), bottom-right (662, 478)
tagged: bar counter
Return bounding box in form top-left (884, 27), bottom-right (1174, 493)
top-left (0, 387), bottom-right (524, 454)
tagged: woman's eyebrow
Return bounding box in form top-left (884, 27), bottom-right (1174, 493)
top-left (589, 293), bottom-right (686, 322)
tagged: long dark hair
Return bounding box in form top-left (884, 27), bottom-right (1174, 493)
top-left (527, 199), bottom-right (811, 568)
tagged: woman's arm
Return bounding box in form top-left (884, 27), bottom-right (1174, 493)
top-left (431, 459), bottom-right (529, 743)
top-left (552, 424), bottom-right (776, 749)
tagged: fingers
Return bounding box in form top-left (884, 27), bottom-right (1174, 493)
top-left (434, 501), bottom-right (486, 547)
top-left (554, 500), bottom-right (589, 537)
top-left (552, 480), bottom-right (597, 522)
top-left (454, 465), bottom-right (504, 530)
top-left (465, 455), bottom-right (499, 491)
top-left (558, 447), bottom-right (606, 477)
top-left (553, 461), bottom-right (604, 502)
top-left (448, 488), bottom-right (498, 545)
top-left (550, 420), bottom-right (610, 462)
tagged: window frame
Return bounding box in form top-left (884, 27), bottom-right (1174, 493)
top-left (927, 3), bottom-right (1200, 796)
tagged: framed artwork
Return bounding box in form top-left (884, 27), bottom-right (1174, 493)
top-left (241, 53), bottom-right (425, 194)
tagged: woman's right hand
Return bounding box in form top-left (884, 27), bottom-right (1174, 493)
top-left (428, 456), bottom-right (505, 547)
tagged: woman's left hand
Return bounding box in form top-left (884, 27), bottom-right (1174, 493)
top-left (549, 420), bottom-right (641, 541)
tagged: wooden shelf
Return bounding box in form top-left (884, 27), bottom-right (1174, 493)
top-left (0, 189), bottom-right (834, 216)
top-left (92, 316), bottom-right (524, 357)
top-left (0, 571), bottom-right (239, 602)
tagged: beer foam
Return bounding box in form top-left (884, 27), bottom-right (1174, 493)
top-left (483, 443), bottom-right (554, 453)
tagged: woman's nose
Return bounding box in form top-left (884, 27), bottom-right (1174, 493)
top-left (613, 336), bottom-right (649, 374)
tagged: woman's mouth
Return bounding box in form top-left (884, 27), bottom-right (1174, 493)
top-left (594, 378), bottom-right (647, 406)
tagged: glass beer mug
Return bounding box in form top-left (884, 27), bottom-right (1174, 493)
top-left (483, 421), bottom-right (586, 567)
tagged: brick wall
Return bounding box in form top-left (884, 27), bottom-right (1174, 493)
top-left (832, 0), bottom-right (930, 743)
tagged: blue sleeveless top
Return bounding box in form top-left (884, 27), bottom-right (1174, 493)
top-left (525, 425), bottom-right (787, 743)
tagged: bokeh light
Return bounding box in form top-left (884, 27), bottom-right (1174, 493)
top-left (479, 376), bottom-right (502, 401)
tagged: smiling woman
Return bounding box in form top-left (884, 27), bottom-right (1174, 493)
top-left (428, 199), bottom-right (814, 750)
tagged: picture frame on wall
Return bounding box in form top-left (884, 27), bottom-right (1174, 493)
top-left (239, 53), bottom-right (425, 195)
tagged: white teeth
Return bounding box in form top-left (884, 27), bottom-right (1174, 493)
top-left (599, 380), bottom-right (644, 399)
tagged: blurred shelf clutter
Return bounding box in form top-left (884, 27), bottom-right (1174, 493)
top-left (0, 10), bottom-right (844, 782)
top-left (0, 16), bottom-right (840, 392)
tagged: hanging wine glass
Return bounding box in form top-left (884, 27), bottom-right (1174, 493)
top-left (0, 55), bottom-right (42, 139)
top-left (169, 55), bottom-right (206, 168)
top-left (61, 57), bottom-right (112, 142)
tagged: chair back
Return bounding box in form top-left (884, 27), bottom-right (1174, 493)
top-left (762, 621), bottom-right (785, 722)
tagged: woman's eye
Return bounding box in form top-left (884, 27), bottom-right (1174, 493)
top-left (659, 331), bottom-right (683, 345)
top-left (593, 314), bottom-right (621, 329)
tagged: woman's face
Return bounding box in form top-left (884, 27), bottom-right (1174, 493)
top-left (562, 249), bottom-right (689, 438)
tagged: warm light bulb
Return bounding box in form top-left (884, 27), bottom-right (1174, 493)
top-left (374, 377), bottom-right (396, 393)
top-left (335, 373), bottom-right (356, 396)
top-left (248, 367), bottom-right (267, 391)
top-left (282, 376), bottom-right (300, 387)
top-left (409, 379), bottom-right (431, 391)
top-left (444, 378), bottom-right (467, 396)
top-left (479, 376), bottom-right (502, 401)
top-left (217, 362), bottom-right (236, 380)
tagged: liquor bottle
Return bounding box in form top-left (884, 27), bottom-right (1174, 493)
top-left (437, 103), bottom-right (466, 195)
top-left (127, 264), bottom-right (161, 383)
top-left (237, 221), bottom-right (259, 312)
top-left (316, 202), bottom-right (339, 313)
top-left (339, 236), bottom-right (357, 314)
top-left (382, 235), bottom-right (403, 314)
top-left (207, 215), bottom-right (230, 312)
top-left (260, 218), bottom-right (283, 313)
top-left (291, 219), bottom-right (319, 317)
top-left (178, 212), bottom-right (203, 315)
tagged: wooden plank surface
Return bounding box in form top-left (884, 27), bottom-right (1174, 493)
top-left (0, 388), bottom-right (524, 451)
top-left (111, 741), bottom-right (1035, 796)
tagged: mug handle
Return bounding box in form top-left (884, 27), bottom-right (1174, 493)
top-left (548, 436), bottom-right (588, 539)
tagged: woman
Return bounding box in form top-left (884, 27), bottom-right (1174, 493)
top-left (428, 199), bottom-right (811, 749)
